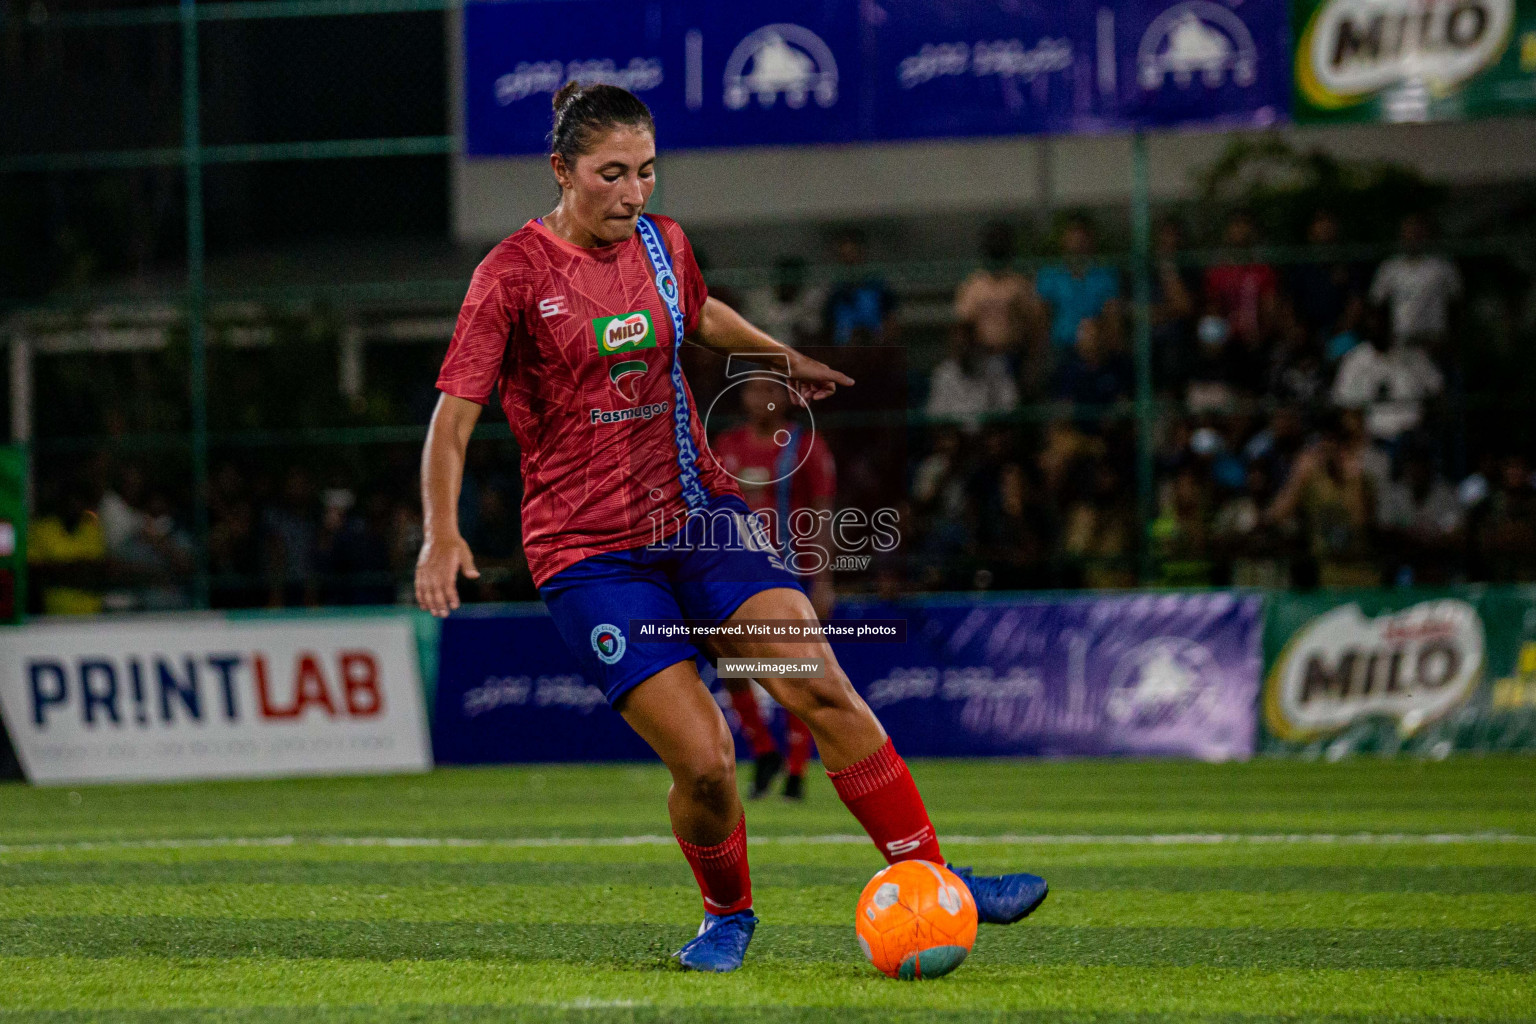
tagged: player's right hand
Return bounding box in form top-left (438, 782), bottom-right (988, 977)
top-left (787, 351), bottom-right (854, 404)
top-left (415, 533), bottom-right (480, 618)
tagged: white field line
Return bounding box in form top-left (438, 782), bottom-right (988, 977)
top-left (0, 832), bottom-right (1531, 855)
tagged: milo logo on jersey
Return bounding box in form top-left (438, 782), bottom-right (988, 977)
top-left (593, 311), bottom-right (657, 356)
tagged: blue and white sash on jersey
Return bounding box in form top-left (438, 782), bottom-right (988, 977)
top-left (636, 214), bottom-right (711, 512)
top-left (773, 423), bottom-right (802, 565)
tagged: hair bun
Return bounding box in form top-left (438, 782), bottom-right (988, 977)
top-left (553, 80), bottom-right (583, 112)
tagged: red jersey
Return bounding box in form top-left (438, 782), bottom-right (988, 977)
top-left (1203, 262), bottom-right (1277, 343)
top-left (436, 215), bottom-right (741, 586)
top-left (711, 421), bottom-right (836, 556)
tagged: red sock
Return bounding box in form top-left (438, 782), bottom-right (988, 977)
top-left (675, 815), bottom-right (753, 916)
top-left (785, 712), bottom-right (814, 776)
top-left (827, 738), bottom-right (943, 864)
top-left (728, 686), bottom-right (778, 758)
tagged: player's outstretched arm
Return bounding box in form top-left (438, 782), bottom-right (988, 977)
top-left (416, 392), bottom-right (483, 618)
top-left (694, 296), bottom-right (854, 402)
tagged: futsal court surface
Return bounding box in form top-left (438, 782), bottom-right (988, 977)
top-left (0, 757), bottom-right (1531, 1023)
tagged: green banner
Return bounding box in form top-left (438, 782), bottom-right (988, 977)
top-left (1293, 0), bottom-right (1536, 123)
top-left (1263, 586), bottom-right (1536, 755)
top-left (0, 447), bottom-right (26, 624)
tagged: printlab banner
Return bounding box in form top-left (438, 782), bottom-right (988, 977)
top-left (432, 593), bottom-right (1263, 763)
top-left (0, 617), bottom-right (432, 784)
top-left (463, 0), bottom-right (1289, 156)
top-left (1293, 0), bottom-right (1536, 124)
top-left (1263, 587), bottom-right (1536, 755)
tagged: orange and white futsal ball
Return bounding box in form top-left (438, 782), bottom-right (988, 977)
top-left (854, 860), bottom-right (978, 979)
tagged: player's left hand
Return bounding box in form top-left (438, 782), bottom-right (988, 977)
top-left (787, 353), bottom-right (854, 404)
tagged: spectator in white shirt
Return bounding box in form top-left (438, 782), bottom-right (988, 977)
top-left (743, 256), bottom-right (827, 348)
top-left (1332, 315), bottom-right (1443, 442)
top-left (1369, 214), bottom-right (1462, 347)
top-left (926, 320), bottom-right (1018, 432)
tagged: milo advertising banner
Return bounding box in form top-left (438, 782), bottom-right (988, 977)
top-left (1263, 587), bottom-right (1536, 755)
top-left (1293, 0), bottom-right (1536, 123)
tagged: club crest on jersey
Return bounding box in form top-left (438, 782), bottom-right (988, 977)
top-left (593, 311), bottom-right (657, 356)
top-left (656, 270), bottom-right (678, 303)
top-left (591, 623), bottom-right (626, 665)
top-left (607, 359), bottom-right (649, 402)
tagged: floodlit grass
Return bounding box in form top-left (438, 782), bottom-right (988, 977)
top-left (0, 758), bottom-right (1532, 1022)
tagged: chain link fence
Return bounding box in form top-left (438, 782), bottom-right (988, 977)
top-left (5, 0), bottom-right (1536, 614)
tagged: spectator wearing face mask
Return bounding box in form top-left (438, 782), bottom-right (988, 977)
top-left (1186, 300), bottom-right (1265, 413)
top-left (1203, 211), bottom-right (1278, 347)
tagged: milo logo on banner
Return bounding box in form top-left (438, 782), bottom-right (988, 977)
top-left (1266, 599), bottom-right (1484, 740)
top-left (593, 311), bottom-right (656, 356)
top-left (1296, 0), bottom-right (1517, 113)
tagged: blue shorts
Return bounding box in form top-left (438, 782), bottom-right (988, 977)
top-left (538, 495), bottom-right (805, 705)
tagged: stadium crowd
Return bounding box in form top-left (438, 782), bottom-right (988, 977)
top-left (23, 209), bottom-right (1536, 613)
top-left (905, 209), bottom-right (1533, 592)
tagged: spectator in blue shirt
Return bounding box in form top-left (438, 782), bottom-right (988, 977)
top-left (1036, 214), bottom-right (1121, 352)
top-left (823, 228), bottom-right (898, 345)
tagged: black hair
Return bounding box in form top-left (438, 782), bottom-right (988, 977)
top-left (548, 82), bottom-right (655, 169)
top-left (1059, 211), bottom-right (1095, 237)
top-left (981, 220), bottom-right (1015, 260)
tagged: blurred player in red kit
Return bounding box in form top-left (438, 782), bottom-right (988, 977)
top-left (416, 81), bottom-right (1047, 973)
top-left (710, 374), bottom-right (836, 800)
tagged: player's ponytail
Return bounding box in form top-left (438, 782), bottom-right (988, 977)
top-left (549, 82), bottom-right (655, 169)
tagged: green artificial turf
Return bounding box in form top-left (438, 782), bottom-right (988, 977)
top-left (0, 758), bottom-right (1532, 1022)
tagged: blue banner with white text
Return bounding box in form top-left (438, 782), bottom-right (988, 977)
top-left (431, 593), bottom-right (1263, 763)
top-left (463, 0), bottom-right (1288, 155)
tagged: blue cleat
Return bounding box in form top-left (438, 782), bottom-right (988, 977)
top-left (674, 909), bottom-right (758, 972)
top-left (948, 865), bottom-right (1049, 925)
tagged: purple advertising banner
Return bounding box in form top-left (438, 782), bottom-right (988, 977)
top-left (833, 592), bottom-right (1263, 761)
top-left (463, 0), bottom-right (1290, 156)
top-left (868, 0), bottom-right (1287, 140)
top-left (432, 593), bottom-right (1263, 763)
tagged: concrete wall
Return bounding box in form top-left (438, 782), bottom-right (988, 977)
top-left (453, 117), bottom-right (1536, 244)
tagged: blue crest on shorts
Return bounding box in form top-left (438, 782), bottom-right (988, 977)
top-left (591, 623), bottom-right (627, 665)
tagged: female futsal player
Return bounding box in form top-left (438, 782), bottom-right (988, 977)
top-left (416, 82), bottom-right (1046, 972)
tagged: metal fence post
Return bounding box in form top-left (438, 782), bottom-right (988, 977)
top-left (182, 0), bottom-right (211, 608)
top-left (1131, 131), bottom-right (1154, 584)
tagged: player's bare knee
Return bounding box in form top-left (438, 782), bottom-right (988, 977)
top-left (773, 670), bottom-right (858, 720)
top-left (681, 750), bottom-right (736, 813)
